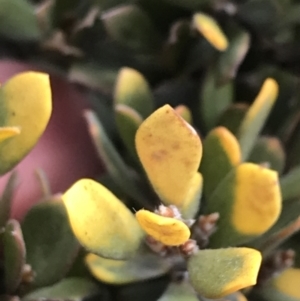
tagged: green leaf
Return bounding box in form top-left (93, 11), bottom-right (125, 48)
top-left (114, 67), bottom-right (154, 118)
top-left (200, 127), bottom-right (241, 199)
top-left (258, 268), bottom-right (300, 301)
top-left (101, 5), bottom-right (160, 52)
top-left (217, 103), bottom-right (249, 136)
top-left (217, 26), bottom-right (250, 84)
top-left (85, 246), bottom-right (170, 284)
top-left (237, 78), bottom-right (278, 160)
top-left (22, 196), bottom-right (79, 288)
top-left (249, 136), bottom-right (285, 174)
top-left (2, 220), bottom-right (26, 294)
top-left (23, 277), bottom-right (99, 301)
top-left (0, 0), bottom-right (41, 41)
top-left (157, 281), bottom-right (198, 301)
top-left (206, 163), bottom-right (281, 247)
top-left (188, 248), bottom-right (262, 299)
top-left (280, 165), bottom-right (300, 201)
top-left (0, 172), bottom-right (18, 228)
top-left (200, 67), bottom-right (233, 131)
top-left (62, 179), bottom-right (144, 260)
top-left (0, 72), bottom-right (52, 175)
top-left (193, 13), bottom-right (228, 51)
top-left (174, 105), bottom-right (192, 124)
top-left (84, 110), bottom-right (146, 205)
top-left (115, 104), bottom-right (143, 159)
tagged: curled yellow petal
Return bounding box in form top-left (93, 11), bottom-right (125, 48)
top-left (233, 163), bottom-right (281, 235)
top-left (188, 248), bottom-right (262, 299)
top-left (135, 104), bottom-right (202, 207)
top-left (0, 127), bottom-right (20, 143)
top-left (135, 209), bottom-right (190, 246)
top-left (193, 13), bottom-right (228, 51)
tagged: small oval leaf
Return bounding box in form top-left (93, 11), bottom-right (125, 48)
top-left (22, 196), bottom-right (79, 288)
top-left (249, 136), bottom-right (285, 174)
top-left (62, 179), bottom-right (144, 260)
top-left (135, 104), bottom-right (202, 207)
top-left (0, 72), bottom-right (52, 175)
top-left (136, 209), bottom-right (190, 246)
top-left (207, 163), bottom-right (281, 247)
top-left (114, 67), bottom-right (154, 118)
top-left (188, 248), bottom-right (262, 299)
top-left (115, 104), bottom-right (143, 160)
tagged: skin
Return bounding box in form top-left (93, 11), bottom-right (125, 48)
top-left (0, 60), bottom-right (103, 220)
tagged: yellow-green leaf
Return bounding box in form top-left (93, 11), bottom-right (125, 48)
top-left (237, 78), bottom-right (279, 160)
top-left (0, 72), bottom-right (52, 175)
top-left (135, 104), bottom-right (202, 207)
top-left (62, 179), bottom-right (144, 260)
top-left (174, 105), bottom-right (192, 124)
top-left (200, 126), bottom-right (241, 199)
top-left (260, 268), bottom-right (300, 301)
top-left (115, 104), bottom-right (143, 160)
top-left (0, 127), bottom-right (20, 143)
top-left (188, 248), bottom-right (262, 299)
top-left (193, 12), bottom-right (228, 51)
top-left (217, 103), bottom-right (249, 136)
top-left (136, 209), bottom-right (190, 246)
top-left (207, 163), bottom-right (281, 247)
top-left (114, 67), bottom-right (154, 118)
top-left (181, 172), bottom-right (203, 219)
top-left (85, 247), bottom-right (170, 284)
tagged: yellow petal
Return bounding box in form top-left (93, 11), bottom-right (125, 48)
top-left (193, 13), bottom-right (228, 51)
top-left (135, 209), bottom-right (190, 246)
top-left (62, 179), bottom-right (143, 260)
top-left (135, 104), bottom-right (202, 207)
top-left (188, 248), bottom-right (262, 299)
top-left (233, 163), bottom-right (281, 235)
top-left (0, 127), bottom-right (20, 143)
